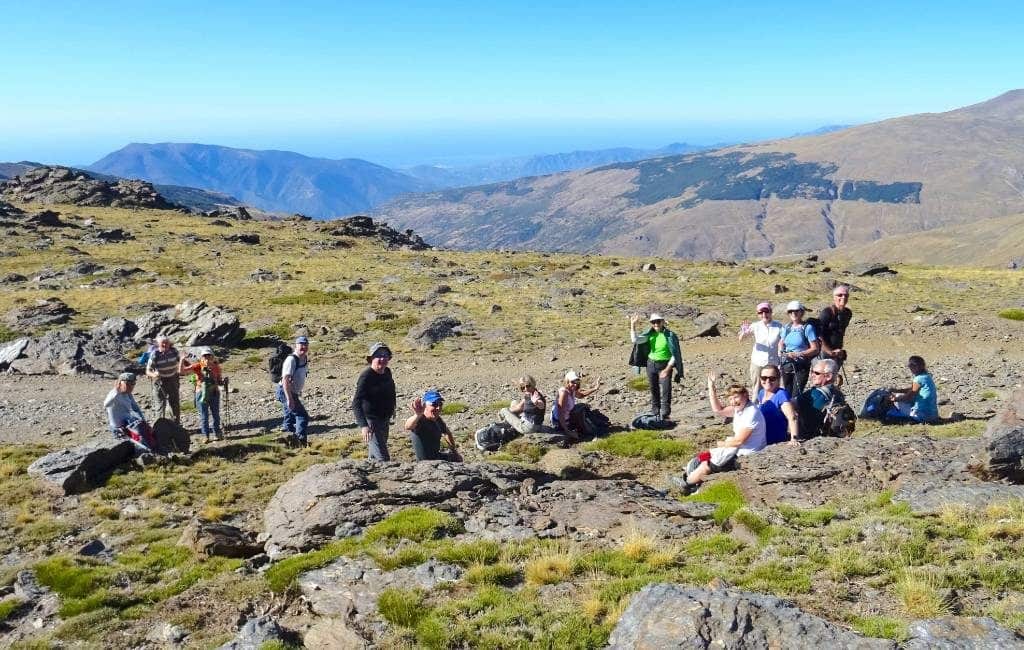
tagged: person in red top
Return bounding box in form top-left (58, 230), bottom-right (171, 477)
top-left (181, 347), bottom-right (225, 441)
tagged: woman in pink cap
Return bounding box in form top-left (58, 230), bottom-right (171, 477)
top-left (738, 302), bottom-right (783, 392)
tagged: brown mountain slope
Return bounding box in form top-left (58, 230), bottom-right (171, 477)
top-left (373, 90), bottom-right (1024, 260)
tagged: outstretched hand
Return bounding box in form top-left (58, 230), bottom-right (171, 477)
top-left (410, 397), bottom-right (425, 415)
top-left (629, 313), bottom-right (641, 327)
top-left (706, 371), bottom-right (716, 385)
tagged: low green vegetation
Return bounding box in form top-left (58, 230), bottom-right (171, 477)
top-left (683, 480), bottom-right (746, 523)
top-left (998, 308), bottom-right (1024, 321)
top-left (586, 430), bottom-right (693, 461)
top-left (0, 324), bottom-right (21, 344)
top-left (364, 507), bottom-right (464, 543)
top-left (264, 537), bottom-right (363, 593)
top-left (440, 402), bottom-right (469, 415)
top-left (269, 289), bottom-right (371, 305)
top-left (626, 376), bottom-right (649, 391)
top-left (0, 597), bottom-right (25, 622)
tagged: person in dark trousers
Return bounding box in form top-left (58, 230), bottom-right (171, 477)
top-left (778, 301), bottom-right (820, 398)
top-left (145, 335), bottom-right (183, 424)
top-left (404, 390), bottom-right (461, 461)
top-left (629, 312), bottom-right (683, 422)
top-left (352, 342), bottom-right (397, 461)
top-left (277, 336), bottom-right (310, 446)
top-left (818, 284), bottom-right (853, 368)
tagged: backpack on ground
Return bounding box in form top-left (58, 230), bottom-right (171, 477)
top-left (582, 406), bottom-right (612, 438)
top-left (268, 344), bottom-right (293, 384)
top-left (860, 388), bottom-right (894, 420)
top-left (475, 422), bottom-right (518, 452)
top-left (631, 413), bottom-right (673, 430)
top-left (822, 393), bottom-right (857, 437)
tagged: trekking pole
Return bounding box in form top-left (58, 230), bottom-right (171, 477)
top-left (222, 376), bottom-right (230, 435)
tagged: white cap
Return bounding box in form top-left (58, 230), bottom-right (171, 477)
top-left (785, 300), bottom-right (805, 312)
top-left (564, 370), bottom-right (580, 382)
top-left (649, 313), bottom-right (664, 322)
top-left (199, 347), bottom-right (214, 356)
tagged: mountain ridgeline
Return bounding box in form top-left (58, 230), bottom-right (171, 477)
top-left (374, 90), bottom-right (1024, 260)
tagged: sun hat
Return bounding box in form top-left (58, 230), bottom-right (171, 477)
top-left (199, 347), bottom-right (213, 357)
top-left (564, 370), bottom-right (580, 382)
top-left (785, 300), bottom-right (805, 312)
top-left (648, 312), bottom-right (664, 322)
top-left (118, 372), bottom-right (136, 383)
top-left (295, 336), bottom-right (310, 345)
top-left (423, 390), bottom-right (444, 405)
top-left (367, 342), bottom-right (392, 360)
top-left (756, 302), bottom-right (772, 312)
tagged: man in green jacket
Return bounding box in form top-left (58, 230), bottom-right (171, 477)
top-left (629, 312), bottom-right (683, 422)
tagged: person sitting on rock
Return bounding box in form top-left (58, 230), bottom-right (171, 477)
top-left (104, 372), bottom-right (155, 450)
top-left (629, 312), bottom-right (683, 422)
top-left (405, 390), bottom-right (462, 461)
top-left (551, 370), bottom-right (602, 441)
top-left (181, 347), bottom-right (224, 442)
top-left (674, 383), bottom-right (766, 495)
top-left (499, 374), bottom-right (547, 434)
top-left (145, 335), bottom-right (183, 424)
top-left (706, 367), bottom-right (798, 446)
top-left (796, 358), bottom-right (852, 438)
top-left (886, 355), bottom-right (939, 424)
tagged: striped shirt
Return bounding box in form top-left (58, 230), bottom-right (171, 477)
top-left (147, 348), bottom-right (180, 378)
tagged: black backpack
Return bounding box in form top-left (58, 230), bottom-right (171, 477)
top-left (268, 345), bottom-right (293, 384)
top-left (474, 422), bottom-right (518, 452)
top-left (583, 407), bottom-right (612, 437)
top-left (822, 392), bottom-right (857, 437)
top-left (631, 413), bottom-right (673, 430)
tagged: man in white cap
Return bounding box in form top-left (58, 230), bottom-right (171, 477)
top-left (145, 335), bottom-right (183, 424)
top-left (629, 312), bottom-right (683, 422)
top-left (277, 336), bottom-right (310, 446)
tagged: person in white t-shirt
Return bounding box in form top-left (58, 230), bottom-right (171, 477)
top-left (738, 301), bottom-right (783, 392)
top-left (673, 383), bottom-right (766, 495)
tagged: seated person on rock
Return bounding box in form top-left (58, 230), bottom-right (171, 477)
top-left (404, 390), bottom-right (463, 462)
top-left (551, 370), bottom-right (602, 441)
top-left (674, 383), bottom-right (767, 495)
top-left (796, 358), bottom-right (852, 438)
top-left (707, 367), bottom-right (798, 446)
top-left (886, 355), bottom-right (939, 424)
top-left (499, 374), bottom-right (547, 434)
top-left (104, 372), bottom-right (155, 450)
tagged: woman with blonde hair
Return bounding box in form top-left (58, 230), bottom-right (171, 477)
top-left (499, 374), bottom-right (547, 434)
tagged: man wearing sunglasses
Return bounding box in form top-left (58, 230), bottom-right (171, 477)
top-left (819, 285), bottom-right (853, 368)
top-left (796, 358), bottom-right (850, 438)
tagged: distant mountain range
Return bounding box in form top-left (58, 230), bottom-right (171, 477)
top-left (372, 90), bottom-right (1024, 260)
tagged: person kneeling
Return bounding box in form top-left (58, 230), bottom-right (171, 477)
top-left (405, 390), bottom-right (463, 462)
top-left (674, 384), bottom-right (766, 495)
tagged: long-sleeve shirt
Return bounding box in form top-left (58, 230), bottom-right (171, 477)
top-left (104, 388), bottom-right (146, 432)
top-left (181, 360), bottom-right (223, 393)
top-left (352, 367), bottom-right (396, 426)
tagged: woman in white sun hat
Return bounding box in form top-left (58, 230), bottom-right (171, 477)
top-left (777, 300), bottom-right (820, 397)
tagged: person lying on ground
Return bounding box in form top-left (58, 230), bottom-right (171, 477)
top-left (739, 301), bottom-right (783, 393)
top-left (353, 342), bottom-right (397, 460)
top-left (104, 372), bottom-right (155, 450)
top-left (796, 358), bottom-right (852, 438)
top-left (405, 390), bottom-right (462, 462)
top-left (886, 355), bottom-right (939, 423)
top-left (181, 346), bottom-right (224, 442)
top-left (629, 312), bottom-right (683, 422)
top-left (674, 384), bottom-right (767, 495)
top-left (551, 370), bottom-right (602, 440)
top-left (777, 300), bottom-right (820, 397)
top-left (705, 368), bottom-right (798, 446)
top-left (500, 374), bottom-right (546, 434)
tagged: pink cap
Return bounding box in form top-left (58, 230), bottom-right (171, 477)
top-left (756, 302), bottom-right (772, 312)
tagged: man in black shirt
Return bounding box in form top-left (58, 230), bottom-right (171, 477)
top-left (818, 284), bottom-right (852, 368)
top-left (404, 390), bottom-right (461, 461)
top-left (353, 342), bottom-right (397, 460)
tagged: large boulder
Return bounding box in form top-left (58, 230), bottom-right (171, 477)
top-left (2, 166), bottom-right (177, 209)
top-left (0, 337), bottom-right (30, 370)
top-left (27, 438), bottom-right (135, 495)
top-left (178, 519), bottom-right (262, 558)
top-left (904, 616), bottom-right (1024, 648)
top-left (980, 388), bottom-right (1024, 481)
top-left (262, 461), bottom-right (714, 552)
top-left (151, 418), bottom-right (190, 454)
top-left (4, 297), bottom-right (77, 328)
top-left (607, 584), bottom-right (894, 649)
top-left (133, 301), bottom-right (245, 347)
top-left (405, 315), bottom-right (461, 349)
top-left (8, 327), bottom-right (132, 377)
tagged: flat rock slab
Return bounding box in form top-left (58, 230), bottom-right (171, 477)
top-left (894, 483), bottom-right (1024, 515)
top-left (263, 460), bottom-right (715, 552)
top-left (607, 584), bottom-right (894, 649)
top-left (27, 438), bottom-right (135, 494)
top-left (905, 616), bottom-right (1024, 649)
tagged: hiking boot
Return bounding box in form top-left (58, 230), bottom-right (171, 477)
top-left (669, 474), bottom-right (697, 495)
top-left (214, 431), bottom-right (224, 441)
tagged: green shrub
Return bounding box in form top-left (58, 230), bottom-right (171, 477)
top-left (684, 480), bottom-right (746, 524)
top-left (685, 533), bottom-right (744, 558)
top-left (849, 615), bottom-right (910, 641)
top-left (998, 308), bottom-right (1024, 321)
top-left (435, 539), bottom-right (501, 566)
top-left (243, 322), bottom-right (293, 341)
top-left (464, 563), bottom-right (520, 586)
top-left (776, 503), bottom-right (836, 528)
top-left (586, 430), bottom-right (693, 461)
top-left (0, 597), bottom-right (25, 622)
top-left (264, 537), bottom-right (362, 593)
top-left (34, 556), bottom-right (114, 599)
top-left (364, 508), bottom-right (464, 544)
top-left (440, 402), bottom-right (469, 415)
top-left (377, 587), bottom-right (429, 627)
top-left (367, 546), bottom-right (428, 571)
top-left (626, 376), bottom-right (649, 391)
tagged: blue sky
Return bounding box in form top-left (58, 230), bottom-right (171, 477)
top-left (2, 1), bottom-right (1021, 166)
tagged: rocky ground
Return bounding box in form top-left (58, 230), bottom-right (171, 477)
top-left (2, 198), bottom-right (1024, 648)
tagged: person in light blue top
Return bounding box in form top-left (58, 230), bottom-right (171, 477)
top-left (777, 300), bottom-right (820, 398)
top-left (888, 356), bottom-right (939, 423)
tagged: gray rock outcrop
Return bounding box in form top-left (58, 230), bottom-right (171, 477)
top-left (134, 300), bottom-right (245, 347)
top-left (405, 315), bottom-right (461, 349)
top-left (27, 438), bottom-right (135, 495)
top-left (218, 616), bottom-right (288, 650)
top-left (2, 166), bottom-right (177, 209)
top-left (980, 387), bottom-right (1024, 481)
top-left (4, 298), bottom-right (77, 328)
top-left (178, 519), bottom-right (262, 558)
top-left (904, 616), bottom-right (1024, 649)
top-left (262, 461), bottom-right (715, 552)
top-left (607, 584), bottom-right (894, 649)
top-left (315, 215), bottom-right (429, 250)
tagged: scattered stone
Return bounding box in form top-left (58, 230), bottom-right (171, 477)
top-left (607, 584), bottom-right (894, 649)
top-left (218, 616), bottom-right (288, 650)
top-left (178, 519), bottom-right (263, 558)
top-left (850, 262), bottom-right (897, 277)
top-left (24, 210), bottom-right (71, 228)
top-left (4, 297), bottom-right (77, 328)
top-left (406, 315), bottom-right (462, 349)
top-left (249, 268), bottom-right (276, 283)
top-left (203, 206), bottom-right (251, 220)
top-left (78, 539), bottom-right (107, 557)
top-left (916, 314), bottom-right (957, 327)
top-left (770, 284), bottom-right (788, 294)
top-left (489, 304), bottom-right (502, 314)
top-left (641, 263), bottom-right (657, 272)
top-left (692, 313), bottom-right (723, 337)
top-left (147, 622), bottom-right (189, 645)
top-left (759, 267), bottom-right (777, 275)
top-left (314, 215), bottom-right (429, 250)
top-left (348, 282), bottom-right (363, 291)
top-left (93, 227), bottom-right (134, 242)
top-left (904, 616), bottom-right (1024, 648)
top-left (225, 233), bottom-right (261, 245)
top-left (303, 618), bottom-right (368, 649)
top-left (27, 438), bottom-right (135, 495)
top-left (1, 272), bottom-right (27, 284)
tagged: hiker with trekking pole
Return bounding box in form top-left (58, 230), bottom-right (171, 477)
top-left (181, 347), bottom-right (225, 442)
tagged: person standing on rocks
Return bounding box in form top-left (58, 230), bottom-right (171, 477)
top-left (145, 335), bottom-right (183, 424)
top-left (738, 302), bottom-right (783, 392)
top-left (104, 372), bottom-right (154, 450)
top-left (499, 374), bottom-right (546, 434)
top-left (673, 383), bottom-right (766, 495)
top-left (404, 390), bottom-right (462, 461)
top-left (777, 301), bottom-right (820, 398)
top-left (181, 347), bottom-right (224, 442)
top-left (352, 342), bottom-right (397, 461)
top-left (818, 284), bottom-right (852, 369)
top-left (629, 312), bottom-right (683, 423)
top-left (277, 336), bottom-right (310, 447)
top-left (886, 355), bottom-right (939, 423)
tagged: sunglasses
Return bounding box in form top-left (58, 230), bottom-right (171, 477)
top-left (757, 309), bottom-right (771, 314)
top-left (787, 310), bottom-right (803, 314)
top-left (759, 375), bottom-right (778, 381)
top-left (811, 370), bottom-right (829, 376)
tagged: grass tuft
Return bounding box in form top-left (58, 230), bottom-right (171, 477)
top-left (440, 402), bottom-right (469, 415)
top-left (364, 507), bottom-right (464, 544)
top-left (684, 480), bottom-right (746, 523)
top-left (524, 552), bottom-right (574, 585)
top-left (849, 615), bottom-right (910, 641)
top-left (465, 563), bottom-right (519, 586)
top-left (377, 587), bottom-right (428, 627)
top-left (998, 308), bottom-right (1024, 321)
top-left (586, 430), bottom-right (693, 461)
top-left (264, 537), bottom-right (362, 593)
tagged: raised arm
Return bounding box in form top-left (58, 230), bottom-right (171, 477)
top-left (706, 372), bottom-right (735, 418)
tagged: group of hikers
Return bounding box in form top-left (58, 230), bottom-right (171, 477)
top-left (103, 283), bottom-right (940, 493)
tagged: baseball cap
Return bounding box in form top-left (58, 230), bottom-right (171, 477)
top-left (295, 336), bottom-right (310, 345)
top-left (423, 390), bottom-right (444, 405)
top-left (564, 370), bottom-right (580, 382)
top-left (785, 300), bottom-right (805, 312)
top-left (367, 342), bottom-right (392, 359)
top-left (756, 302), bottom-right (772, 312)
top-left (118, 372), bottom-right (136, 383)
top-left (648, 312), bottom-right (664, 322)
top-left (199, 346), bottom-right (213, 357)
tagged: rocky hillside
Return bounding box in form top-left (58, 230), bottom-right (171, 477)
top-left (89, 143), bottom-right (433, 218)
top-left (373, 89), bottom-right (1024, 260)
